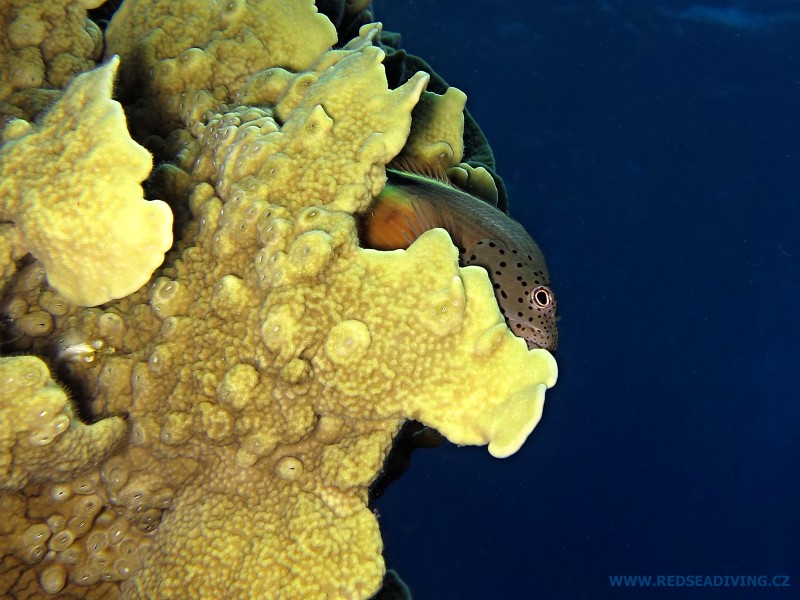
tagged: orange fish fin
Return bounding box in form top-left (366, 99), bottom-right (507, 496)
top-left (407, 195), bottom-right (441, 235)
top-left (389, 155), bottom-right (453, 185)
top-left (362, 191), bottom-right (423, 250)
top-left (405, 191), bottom-right (465, 250)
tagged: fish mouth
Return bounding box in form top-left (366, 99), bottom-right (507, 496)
top-left (507, 318), bottom-right (558, 353)
top-left (526, 338), bottom-right (557, 353)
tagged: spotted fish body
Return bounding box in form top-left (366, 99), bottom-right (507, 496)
top-left (363, 169), bottom-right (558, 351)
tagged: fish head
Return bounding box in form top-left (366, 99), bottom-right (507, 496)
top-left (468, 238), bottom-right (558, 352)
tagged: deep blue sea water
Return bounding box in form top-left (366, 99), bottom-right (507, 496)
top-left (371, 1), bottom-right (800, 598)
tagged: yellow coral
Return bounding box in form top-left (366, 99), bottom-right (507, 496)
top-left (393, 86), bottom-right (502, 205)
top-left (0, 57), bottom-right (173, 307)
top-left (105, 0), bottom-right (338, 131)
top-left (0, 0), bottom-right (104, 117)
top-left (0, 8), bottom-right (557, 600)
top-left (0, 355), bottom-right (126, 492)
top-left (402, 87), bottom-right (467, 168)
top-left (447, 161), bottom-right (502, 205)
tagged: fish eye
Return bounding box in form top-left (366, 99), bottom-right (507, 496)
top-left (531, 286), bottom-right (552, 309)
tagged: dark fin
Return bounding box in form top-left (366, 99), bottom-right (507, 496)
top-left (369, 420), bottom-right (446, 502)
top-left (389, 154), bottom-right (453, 185)
top-left (370, 569), bottom-right (413, 600)
top-left (409, 425), bottom-right (447, 448)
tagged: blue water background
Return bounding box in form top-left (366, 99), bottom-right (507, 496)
top-left (371, 1), bottom-right (800, 598)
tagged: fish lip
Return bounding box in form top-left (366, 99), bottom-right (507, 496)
top-left (506, 317), bottom-right (558, 353)
top-left (526, 338), bottom-right (558, 353)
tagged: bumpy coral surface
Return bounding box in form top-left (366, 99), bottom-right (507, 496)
top-left (402, 87), bottom-right (467, 168)
top-left (0, 3), bottom-right (557, 599)
top-left (105, 0), bottom-right (338, 132)
top-left (0, 355), bottom-right (126, 493)
top-left (0, 0), bottom-right (104, 123)
top-left (0, 57), bottom-right (173, 307)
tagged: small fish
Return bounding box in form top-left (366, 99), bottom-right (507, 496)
top-left (362, 164), bottom-right (558, 351)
